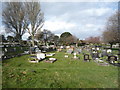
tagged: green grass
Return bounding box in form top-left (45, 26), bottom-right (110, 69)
top-left (2, 50), bottom-right (119, 88)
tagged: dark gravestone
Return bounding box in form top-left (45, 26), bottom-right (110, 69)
top-left (84, 54), bottom-right (90, 62)
top-left (107, 56), bottom-right (117, 64)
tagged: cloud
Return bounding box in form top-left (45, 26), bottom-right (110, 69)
top-left (43, 20), bottom-right (76, 31)
top-left (40, 2), bottom-right (118, 40)
top-left (22, 33), bottom-right (30, 40)
top-left (80, 8), bottom-right (113, 17)
top-left (0, 26), bottom-right (5, 35)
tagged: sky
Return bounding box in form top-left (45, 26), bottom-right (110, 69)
top-left (0, 1), bottom-right (118, 40)
top-left (39, 2), bottom-right (118, 40)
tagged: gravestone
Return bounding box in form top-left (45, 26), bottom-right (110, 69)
top-left (84, 54), bottom-right (90, 61)
top-left (14, 47), bottom-right (16, 51)
top-left (57, 48), bottom-right (61, 52)
top-left (21, 47), bottom-right (23, 50)
top-left (24, 51), bottom-right (29, 54)
top-left (101, 50), bottom-right (107, 57)
top-left (107, 56), bottom-right (117, 64)
top-left (37, 52), bottom-right (45, 60)
top-left (67, 49), bottom-right (73, 54)
top-left (6, 45), bottom-right (9, 47)
top-left (29, 47), bottom-right (36, 54)
top-left (4, 48), bottom-right (7, 52)
top-left (92, 48), bottom-right (95, 50)
top-left (74, 48), bottom-right (80, 54)
top-left (92, 51), bottom-right (99, 60)
top-left (46, 53), bottom-right (55, 57)
top-left (96, 47), bottom-right (100, 51)
top-left (99, 53), bottom-right (102, 57)
top-left (65, 55), bottom-right (68, 58)
top-left (44, 58), bottom-right (57, 63)
top-left (73, 53), bottom-right (79, 59)
top-left (35, 48), bottom-right (40, 53)
top-left (107, 49), bottom-right (112, 56)
top-left (60, 46), bottom-right (64, 49)
top-left (66, 46), bottom-right (70, 49)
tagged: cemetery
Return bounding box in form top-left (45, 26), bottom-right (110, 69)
top-left (1, 35), bottom-right (120, 88)
top-left (1, 1), bottom-right (120, 89)
top-left (2, 42), bottom-right (120, 88)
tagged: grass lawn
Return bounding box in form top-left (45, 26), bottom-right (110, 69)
top-left (2, 50), bottom-right (119, 88)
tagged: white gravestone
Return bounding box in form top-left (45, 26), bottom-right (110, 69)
top-left (73, 53), bottom-right (77, 59)
top-left (37, 53), bottom-right (45, 60)
top-left (49, 58), bottom-right (56, 61)
top-left (65, 55), bottom-right (68, 58)
top-left (96, 48), bottom-right (100, 51)
top-left (66, 46), bottom-right (70, 49)
top-left (107, 49), bottom-right (112, 53)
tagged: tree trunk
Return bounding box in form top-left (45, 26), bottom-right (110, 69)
top-left (31, 35), bottom-right (35, 47)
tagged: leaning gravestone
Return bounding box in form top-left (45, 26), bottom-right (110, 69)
top-left (99, 53), bottom-right (102, 58)
top-left (4, 48), bottom-right (7, 52)
top-left (84, 54), bottom-right (90, 62)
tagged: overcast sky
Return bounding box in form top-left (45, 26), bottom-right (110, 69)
top-left (38, 2), bottom-right (117, 40)
top-left (0, 2), bottom-right (118, 40)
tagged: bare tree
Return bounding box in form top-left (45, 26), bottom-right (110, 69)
top-left (102, 11), bottom-right (120, 62)
top-left (66, 35), bottom-right (78, 45)
top-left (2, 2), bottom-right (28, 43)
top-left (85, 36), bottom-right (101, 44)
top-left (25, 2), bottom-right (44, 47)
top-left (102, 11), bottom-right (120, 48)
